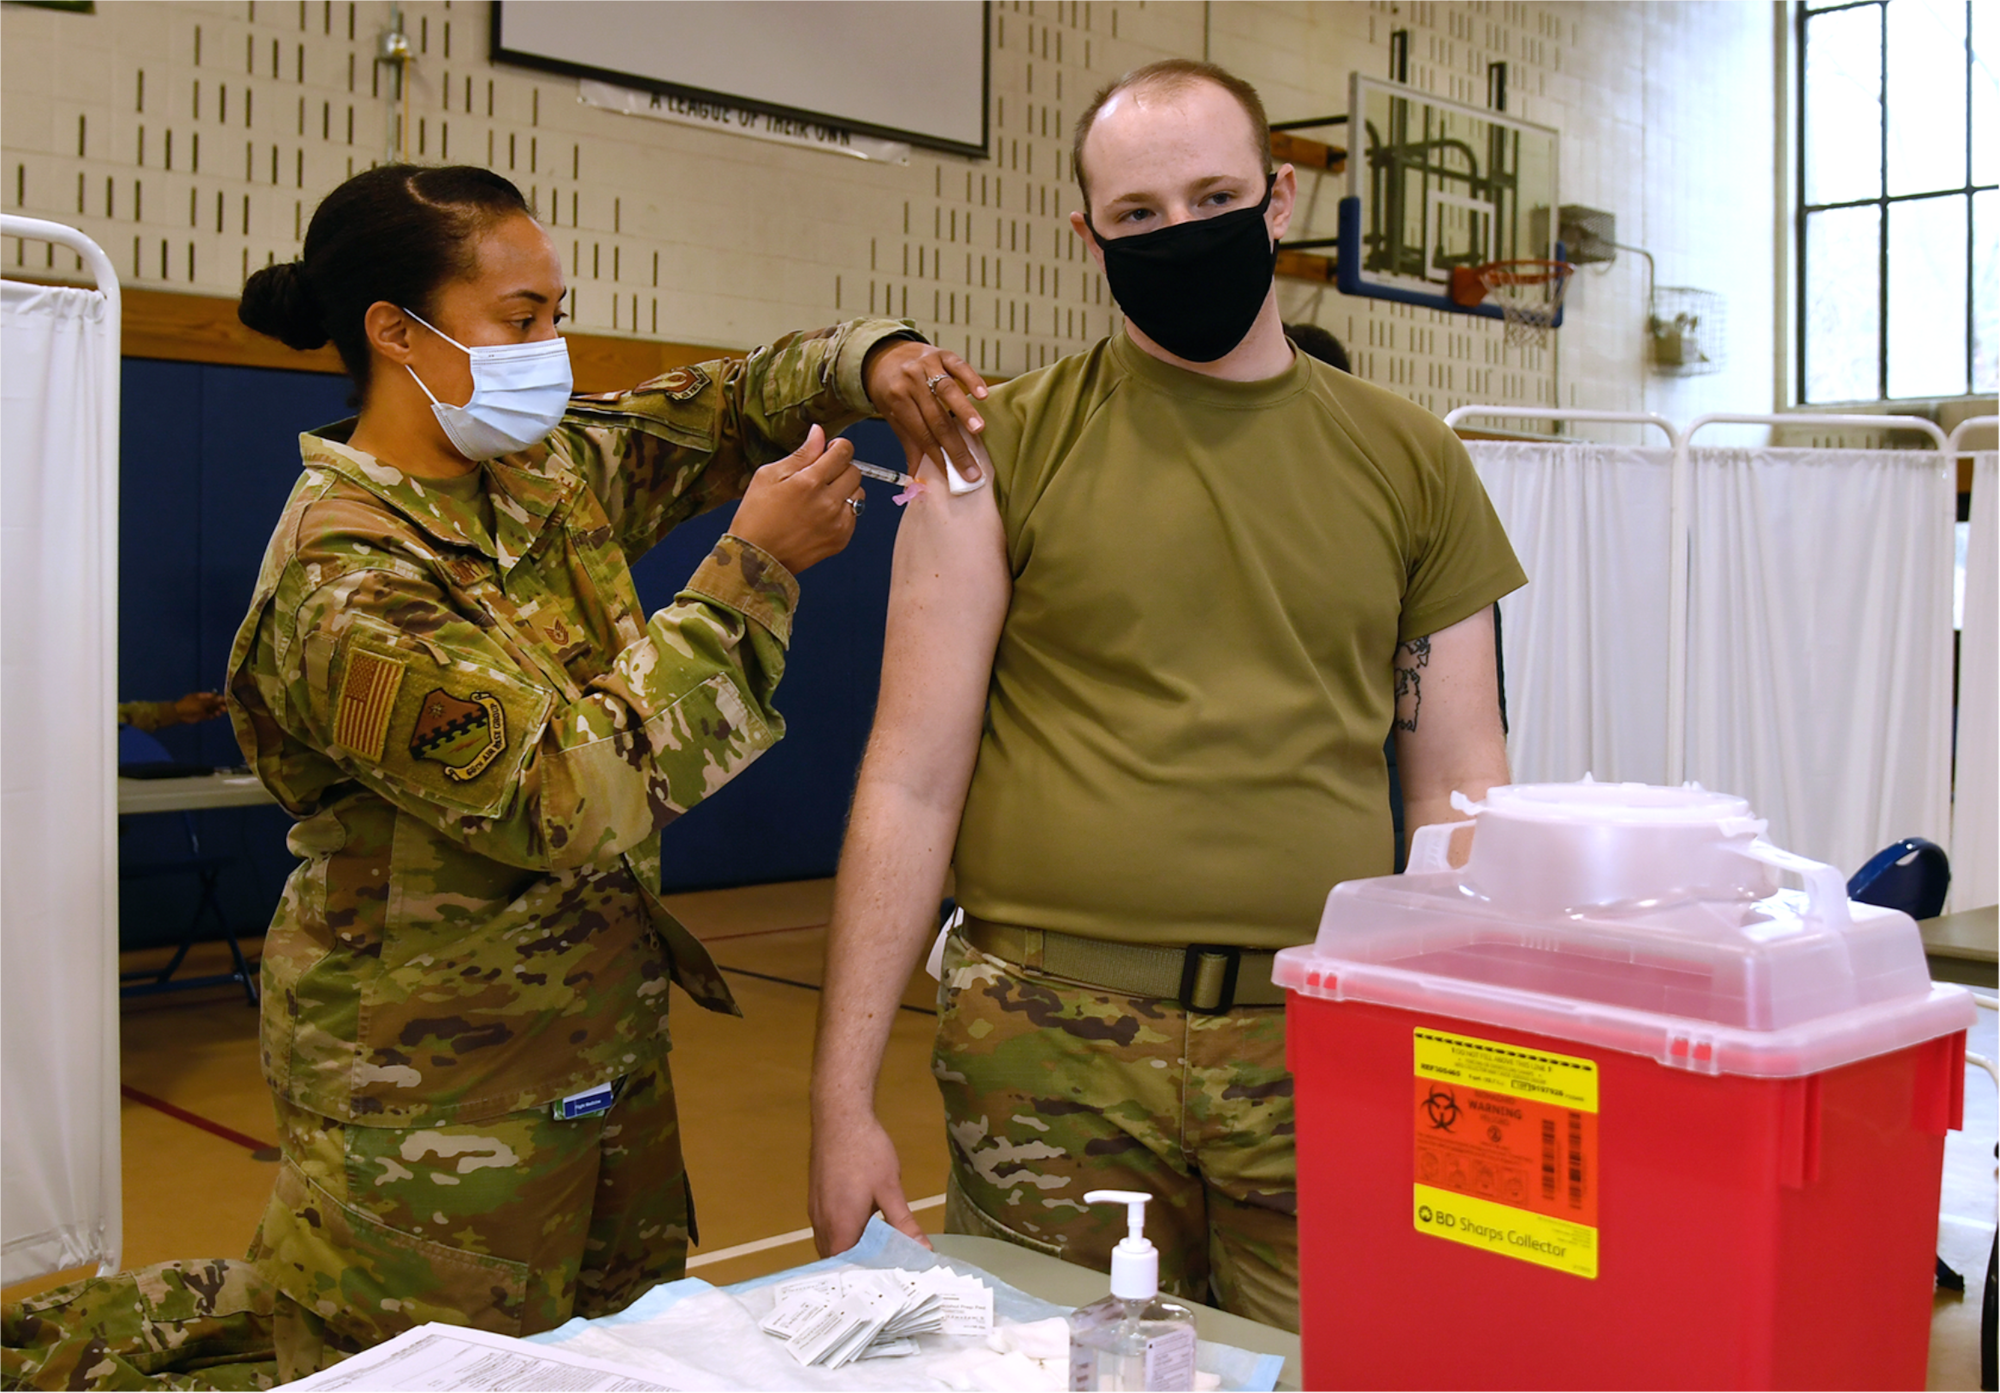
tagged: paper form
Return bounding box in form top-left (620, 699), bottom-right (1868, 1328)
top-left (275, 1323), bottom-right (680, 1391)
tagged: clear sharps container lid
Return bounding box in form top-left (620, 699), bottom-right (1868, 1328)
top-left (1274, 779), bottom-right (1974, 1078)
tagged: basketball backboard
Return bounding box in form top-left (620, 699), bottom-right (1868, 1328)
top-left (1336, 74), bottom-right (1562, 322)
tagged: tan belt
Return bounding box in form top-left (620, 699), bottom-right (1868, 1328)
top-left (960, 915), bottom-right (1288, 1012)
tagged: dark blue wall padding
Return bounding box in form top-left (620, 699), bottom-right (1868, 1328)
top-left (637, 417), bottom-right (901, 891)
top-left (116, 359), bottom-right (898, 949)
top-left (118, 360), bottom-right (352, 949)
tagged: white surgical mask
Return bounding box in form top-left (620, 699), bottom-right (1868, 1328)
top-left (402, 308), bottom-right (573, 461)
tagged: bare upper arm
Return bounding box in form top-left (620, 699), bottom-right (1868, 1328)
top-left (863, 460), bottom-right (1011, 803)
top-left (1392, 605), bottom-right (1508, 797)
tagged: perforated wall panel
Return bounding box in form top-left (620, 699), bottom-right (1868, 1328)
top-left (4, 1), bottom-right (1776, 430)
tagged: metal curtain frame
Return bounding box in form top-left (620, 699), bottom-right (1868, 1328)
top-left (1674, 414), bottom-right (1948, 785)
top-left (1, 215), bottom-right (124, 1277)
top-left (1440, 406), bottom-right (1682, 447)
top-left (1446, 405), bottom-right (1953, 787)
top-left (1947, 416), bottom-right (1998, 455)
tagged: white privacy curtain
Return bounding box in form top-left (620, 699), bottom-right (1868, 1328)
top-left (1466, 442), bottom-right (1675, 786)
top-left (1684, 447), bottom-right (1955, 877)
top-left (2, 271), bottom-right (123, 1282)
top-left (1952, 452), bottom-right (1997, 911)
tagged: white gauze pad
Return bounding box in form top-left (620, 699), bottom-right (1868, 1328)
top-left (941, 435), bottom-right (994, 495)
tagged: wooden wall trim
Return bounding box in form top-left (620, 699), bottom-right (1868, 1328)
top-left (1269, 131), bottom-right (1347, 173)
top-left (121, 285), bottom-right (347, 374)
top-left (17, 280), bottom-right (738, 392)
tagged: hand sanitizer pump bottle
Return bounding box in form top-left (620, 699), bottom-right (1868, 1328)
top-left (1066, 1190), bottom-right (1198, 1391)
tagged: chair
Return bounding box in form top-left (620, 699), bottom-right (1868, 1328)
top-left (1856, 835), bottom-right (1988, 1388)
top-left (117, 725), bottom-right (259, 1005)
top-left (1846, 837), bottom-right (1951, 922)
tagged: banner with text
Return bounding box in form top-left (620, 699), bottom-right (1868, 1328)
top-left (579, 80), bottom-right (912, 165)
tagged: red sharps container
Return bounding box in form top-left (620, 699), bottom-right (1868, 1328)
top-left (1274, 780), bottom-right (1974, 1390)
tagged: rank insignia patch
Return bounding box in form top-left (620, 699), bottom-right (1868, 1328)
top-left (409, 688), bottom-right (507, 782)
top-left (656, 364), bottom-right (710, 401)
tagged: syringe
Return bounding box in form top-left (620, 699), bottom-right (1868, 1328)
top-left (854, 460), bottom-right (917, 489)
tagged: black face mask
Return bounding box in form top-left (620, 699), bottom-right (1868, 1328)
top-left (1085, 176), bottom-right (1277, 363)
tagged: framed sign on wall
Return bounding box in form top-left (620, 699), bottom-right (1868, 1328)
top-left (491, 0), bottom-right (990, 159)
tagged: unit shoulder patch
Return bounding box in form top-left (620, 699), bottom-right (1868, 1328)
top-left (409, 687), bottom-right (507, 782)
top-left (333, 650), bottom-right (407, 761)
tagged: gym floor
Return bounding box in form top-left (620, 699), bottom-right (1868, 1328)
top-left (1, 876), bottom-right (950, 1306)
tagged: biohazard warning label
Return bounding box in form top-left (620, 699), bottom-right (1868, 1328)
top-left (1412, 1028), bottom-right (1599, 1279)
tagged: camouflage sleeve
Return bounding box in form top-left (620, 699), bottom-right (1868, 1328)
top-left (117, 700), bottom-right (175, 732)
top-left (554, 318), bottom-right (922, 560)
top-left (275, 534), bottom-right (794, 872)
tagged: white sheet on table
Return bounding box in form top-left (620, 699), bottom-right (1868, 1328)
top-left (531, 1216), bottom-right (1283, 1391)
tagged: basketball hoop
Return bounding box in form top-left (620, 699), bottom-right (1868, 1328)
top-left (1449, 259), bottom-right (1574, 349)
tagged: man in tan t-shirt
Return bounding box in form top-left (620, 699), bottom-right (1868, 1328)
top-left (809, 59), bottom-right (1525, 1330)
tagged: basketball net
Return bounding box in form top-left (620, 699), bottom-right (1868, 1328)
top-left (1450, 260), bottom-right (1575, 350)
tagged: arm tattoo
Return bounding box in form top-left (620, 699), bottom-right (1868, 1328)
top-left (1392, 635), bottom-right (1432, 733)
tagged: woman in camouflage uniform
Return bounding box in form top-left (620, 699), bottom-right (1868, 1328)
top-left (3, 163), bottom-right (986, 1393)
top-left (210, 164), bottom-right (975, 1381)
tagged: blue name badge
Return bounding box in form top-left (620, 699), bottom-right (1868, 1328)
top-left (552, 1082), bottom-right (617, 1121)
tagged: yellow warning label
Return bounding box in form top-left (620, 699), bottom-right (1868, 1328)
top-left (1414, 1027), bottom-right (1599, 1112)
top-left (1414, 1183), bottom-right (1599, 1279)
top-left (1413, 1028), bottom-right (1600, 1280)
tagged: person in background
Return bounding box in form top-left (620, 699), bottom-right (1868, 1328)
top-left (4, 161), bottom-right (987, 1389)
top-left (1283, 320), bottom-right (1349, 372)
top-left (809, 60), bottom-right (1522, 1330)
top-left (118, 692), bottom-right (228, 731)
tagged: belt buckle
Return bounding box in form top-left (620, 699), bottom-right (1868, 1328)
top-left (1179, 945), bottom-right (1241, 1015)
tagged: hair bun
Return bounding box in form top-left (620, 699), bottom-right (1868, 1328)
top-left (238, 260), bottom-right (329, 351)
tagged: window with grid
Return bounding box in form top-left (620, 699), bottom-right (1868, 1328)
top-left (1798, 0), bottom-right (1995, 403)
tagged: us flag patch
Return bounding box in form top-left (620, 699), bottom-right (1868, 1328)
top-left (334, 650), bottom-right (405, 761)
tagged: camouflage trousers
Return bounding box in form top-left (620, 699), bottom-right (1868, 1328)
top-left (934, 932), bottom-right (1300, 1332)
top-left (3, 1259), bottom-right (278, 1391)
top-left (252, 1051), bottom-right (691, 1383)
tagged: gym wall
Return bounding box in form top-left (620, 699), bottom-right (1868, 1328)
top-left (4, 1), bottom-right (1777, 430)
